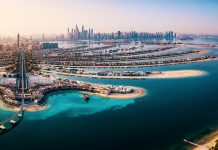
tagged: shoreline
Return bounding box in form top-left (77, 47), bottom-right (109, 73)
top-left (0, 87), bottom-right (146, 112)
top-left (82, 86), bottom-right (146, 99)
top-left (148, 70), bottom-right (206, 79)
top-left (0, 100), bottom-right (49, 112)
top-left (197, 49), bottom-right (208, 55)
top-left (192, 130), bottom-right (218, 150)
top-left (44, 70), bottom-right (206, 79)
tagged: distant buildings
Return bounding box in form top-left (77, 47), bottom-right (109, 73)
top-left (63, 25), bottom-right (94, 41)
top-left (42, 43), bottom-right (58, 49)
top-left (67, 28), bottom-right (70, 41)
top-left (42, 34), bottom-right (45, 41)
top-left (59, 25), bottom-right (176, 41)
top-left (35, 25), bottom-right (176, 42)
top-left (57, 34), bottom-right (65, 41)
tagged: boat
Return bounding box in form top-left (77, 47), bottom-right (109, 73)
top-left (17, 113), bottom-right (23, 118)
top-left (83, 94), bottom-right (89, 102)
top-left (10, 119), bottom-right (16, 124)
top-left (0, 125), bottom-right (6, 130)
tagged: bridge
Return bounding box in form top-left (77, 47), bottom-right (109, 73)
top-left (0, 50), bottom-right (25, 133)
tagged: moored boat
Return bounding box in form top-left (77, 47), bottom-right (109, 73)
top-left (0, 125), bottom-right (6, 130)
top-left (83, 94), bottom-right (89, 102)
top-left (9, 119), bottom-right (16, 125)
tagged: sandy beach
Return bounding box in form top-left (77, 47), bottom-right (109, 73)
top-left (0, 100), bottom-right (49, 112)
top-left (192, 130), bottom-right (218, 150)
top-left (44, 70), bottom-right (206, 79)
top-left (83, 86), bottom-right (146, 99)
top-left (148, 70), bottom-right (206, 79)
top-left (198, 50), bottom-right (208, 55)
top-left (106, 87), bottom-right (146, 99)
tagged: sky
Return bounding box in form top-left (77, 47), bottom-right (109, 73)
top-left (0, 0), bottom-right (218, 36)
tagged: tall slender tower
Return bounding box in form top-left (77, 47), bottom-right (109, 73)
top-left (88, 28), bottom-right (91, 40)
top-left (82, 25), bottom-right (84, 40)
top-left (67, 27), bottom-right (70, 40)
top-left (91, 29), bottom-right (93, 39)
top-left (17, 33), bottom-right (20, 48)
top-left (71, 28), bottom-right (74, 41)
top-left (74, 25), bottom-right (79, 40)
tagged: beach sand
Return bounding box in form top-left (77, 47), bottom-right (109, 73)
top-left (83, 86), bottom-right (146, 100)
top-left (192, 130), bottom-right (218, 150)
top-left (44, 70), bottom-right (206, 79)
top-left (0, 100), bottom-right (49, 112)
top-left (197, 50), bottom-right (208, 55)
top-left (148, 70), bottom-right (206, 79)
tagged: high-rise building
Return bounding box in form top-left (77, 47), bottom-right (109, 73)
top-left (88, 28), bottom-right (91, 40)
top-left (67, 27), bottom-right (70, 40)
top-left (91, 29), bottom-right (94, 39)
top-left (70, 28), bottom-right (74, 41)
top-left (82, 25), bottom-right (84, 40)
top-left (118, 31), bottom-right (122, 39)
top-left (17, 33), bottom-right (20, 48)
top-left (42, 33), bottom-right (45, 41)
top-left (74, 25), bottom-right (79, 40)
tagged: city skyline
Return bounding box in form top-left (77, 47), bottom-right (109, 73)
top-left (0, 0), bottom-right (218, 36)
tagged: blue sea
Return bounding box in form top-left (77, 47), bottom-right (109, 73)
top-left (0, 38), bottom-right (218, 150)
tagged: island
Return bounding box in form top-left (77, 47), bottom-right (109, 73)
top-left (43, 68), bottom-right (206, 79)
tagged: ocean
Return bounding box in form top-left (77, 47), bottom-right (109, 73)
top-left (0, 38), bottom-right (218, 150)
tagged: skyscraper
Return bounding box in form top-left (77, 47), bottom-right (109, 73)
top-left (71, 28), bottom-right (74, 41)
top-left (74, 25), bottom-right (79, 40)
top-left (67, 27), bottom-right (70, 40)
top-left (118, 31), bottom-right (122, 39)
top-left (17, 33), bottom-right (20, 48)
top-left (91, 29), bottom-right (94, 39)
top-left (82, 25), bottom-right (84, 40)
top-left (88, 28), bottom-right (91, 40)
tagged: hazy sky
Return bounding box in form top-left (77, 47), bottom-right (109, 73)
top-left (0, 0), bottom-right (218, 36)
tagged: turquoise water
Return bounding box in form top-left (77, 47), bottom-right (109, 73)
top-left (25, 92), bottom-right (135, 120)
top-left (0, 38), bottom-right (218, 150)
